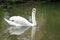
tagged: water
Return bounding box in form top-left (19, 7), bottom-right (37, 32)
top-left (1, 2), bottom-right (60, 40)
top-left (1, 6), bottom-right (37, 40)
top-left (0, 2), bottom-right (41, 40)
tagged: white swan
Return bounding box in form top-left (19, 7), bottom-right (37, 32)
top-left (4, 8), bottom-right (37, 40)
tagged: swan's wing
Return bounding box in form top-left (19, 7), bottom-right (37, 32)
top-left (9, 16), bottom-right (33, 26)
top-left (4, 18), bottom-right (22, 26)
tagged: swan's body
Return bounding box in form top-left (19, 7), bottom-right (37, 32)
top-left (4, 8), bottom-right (37, 40)
top-left (9, 16), bottom-right (35, 26)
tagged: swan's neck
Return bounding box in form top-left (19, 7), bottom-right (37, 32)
top-left (32, 12), bottom-right (36, 26)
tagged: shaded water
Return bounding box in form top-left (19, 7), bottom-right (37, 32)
top-left (0, 4), bottom-right (36, 40)
top-left (0, 2), bottom-right (60, 40)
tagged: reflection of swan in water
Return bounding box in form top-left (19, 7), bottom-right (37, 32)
top-left (4, 8), bottom-right (37, 40)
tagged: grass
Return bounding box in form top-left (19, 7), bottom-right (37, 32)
top-left (0, 2), bottom-right (60, 40)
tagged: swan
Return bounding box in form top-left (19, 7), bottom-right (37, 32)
top-left (4, 8), bottom-right (37, 40)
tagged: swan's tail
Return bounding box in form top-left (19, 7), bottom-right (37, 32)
top-left (4, 18), bottom-right (21, 26)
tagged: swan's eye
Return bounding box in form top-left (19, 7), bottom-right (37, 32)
top-left (33, 10), bottom-right (35, 11)
top-left (32, 10), bottom-right (36, 12)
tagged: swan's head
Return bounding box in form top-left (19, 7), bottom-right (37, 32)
top-left (32, 8), bottom-right (36, 14)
